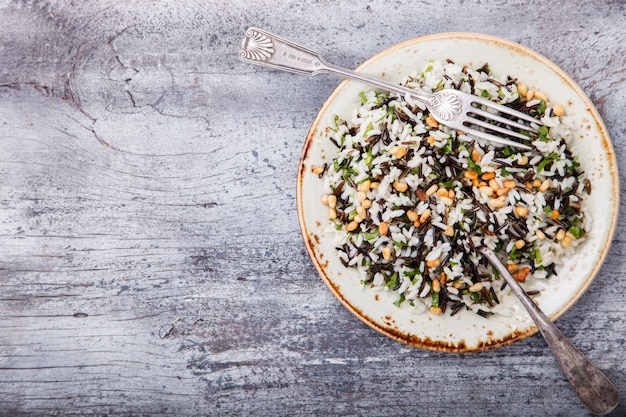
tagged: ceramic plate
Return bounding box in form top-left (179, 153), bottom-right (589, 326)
top-left (296, 32), bottom-right (619, 352)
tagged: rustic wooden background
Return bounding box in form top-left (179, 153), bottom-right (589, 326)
top-left (1, 0), bottom-right (625, 415)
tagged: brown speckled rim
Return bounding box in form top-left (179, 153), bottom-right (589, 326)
top-left (296, 32), bottom-right (620, 353)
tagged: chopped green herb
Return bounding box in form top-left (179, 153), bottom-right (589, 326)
top-left (538, 125), bottom-right (550, 142)
top-left (431, 290), bottom-right (440, 307)
top-left (386, 272), bottom-right (400, 289)
top-left (500, 166), bottom-right (512, 177)
top-left (536, 100), bottom-right (547, 115)
top-left (362, 229), bottom-right (380, 241)
top-left (363, 121), bottom-right (374, 137)
top-left (393, 293), bottom-right (406, 307)
top-left (442, 136), bottom-right (454, 154)
top-left (568, 225), bottom-right (584, 239)
top-left (534, 248), bottom-right (543, 264)
top-left (363, 150), bottom-right (374, 167)
top-left (359, 91), bottom-right (368, 104)
top-left (467, 157), bottom-right (483, 175)
top-left (537, 152), bottom-right (559, 172)
top-left (502, 146), bottom-right (516, 157)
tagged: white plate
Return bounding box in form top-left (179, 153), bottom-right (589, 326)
top-left (296, 32), bottom-right (619, 352)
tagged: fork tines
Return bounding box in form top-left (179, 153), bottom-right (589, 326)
top-left (467, 95), bottom-right (542, 143)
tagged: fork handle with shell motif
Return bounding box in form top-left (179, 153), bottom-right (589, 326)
top-left (239, 27), bottom-right (434, 103)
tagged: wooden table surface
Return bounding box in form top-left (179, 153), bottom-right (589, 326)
top-left (1, 1), bottom-right (625, 415)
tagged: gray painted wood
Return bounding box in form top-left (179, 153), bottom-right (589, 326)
top-left (1, 0), bottom-right (625, 415)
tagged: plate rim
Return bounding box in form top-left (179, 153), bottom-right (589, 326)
top-left (296, 31), bottom-right (620, 352)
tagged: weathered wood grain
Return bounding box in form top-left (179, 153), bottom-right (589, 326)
top-left (1, 0), bottom-right (625, 415)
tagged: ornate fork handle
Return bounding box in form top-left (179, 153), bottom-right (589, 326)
top-left (481, 247), bottom-right (619, 415)
top-left (240, 27), bottom-right (434, 105)
top-left (240, 27), bottom-right (538, 150)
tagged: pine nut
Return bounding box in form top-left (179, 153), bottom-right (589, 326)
top-left (496, 187), bottom-right (510, 197)
top-left (426, 184), bottom-right (439, 196)
top-left (426, 258), bottom-right (440, 268)
top-left (393, 180), bottom-right (408, 193)
top-left (321, 194), bottom-right (329, 205)
top-left (535, 91), bottom-right (548, 101)
top-left (432, 278), bottom-right (441, 293)
top-left (425, 114), bottom-right (439, 127)
top-left (536, 229), bottom-right (546, 240)
top-left (328, 208), bottom-right (337, 220)
top-left (468, 282), bottom-right (483, 292)
top-left (489, 178), bottom-right (500, 191)
top-left (550, 209), bottom-right (560, 220)
top-left (561, 236), bottom-right (573, 248)
top-left (503, 180), bottom-right (516, 189)
top-left (406, 210), bottom-right (419, 222)
top-left (515, 239), bottom-right (525, 249)
top-left (532, 178), bottom-right (542, 188)
top-left (346, 221), bottom-right (359, 232)
top-left (395, 146), bottom-right (408, 159)
top-left (553, 104), bottom-right (565, 117)
top-left (354, 215), bottom-right (364, 223)
top-left (419, 208), bottom-right (432, 223)
top-left (556, 228), bottom-right (566, 241)
top-left (515, 206), bottom-right (528, 217)
top-left (448, 189), bottom-right (455, 199)
top-left (356, 191), bottom-right (367, 202)
top-left (427, 135), bottom-right (436, 145)
top-left (312, 166), bottom-right (324, 175)
top-left (481, 171), bottom-right (495, 180)
top-left (539, 179), bottom-right (551, 192)
top-left (429, 306), bottom-right (442, 315)
top-left (361, 199), bottom-right (372, 209)
top-left (443, 226), bottom-right (454, 237)
top-left (382, 246), bottom-right (392, 261)
top-left (370, 182), bottom-right (380, 189)
top-left (379, 221), bottom-right (389, 236)
top-left (471, 149), bottom-right (482, 162)
top-left (488, 197), bottom-right (506, 209)
top-left (464, 170), bottom-right (478, 180)
top-left (517, 82), bottom-right (528, 97)
top-left (440, 196), bottom-right (454, 206)
top-left (359, 180), bottom-right (371, 192)
top-left (327, 194), bottom-right (337, 209)
top-left (479, 186), bottom-right (494, 197)
top-left (526, 90), bottom-right (535, 101)
top-left (507, 263), bottom-right (519, 272)
top-left (356, 206), bottom-right (366, 219)
top-left (518, 155), bottom-right (529, 166)
top-left (437, 188), bottom-right (449, 197)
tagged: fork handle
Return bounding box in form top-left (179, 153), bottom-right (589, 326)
top-left (240, 27), bottom-right (433, 103)
top-left (480, 247), bottom-right (619, 415)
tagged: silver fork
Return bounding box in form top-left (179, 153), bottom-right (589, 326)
top-left (239, 27), bottom-right (539, 151)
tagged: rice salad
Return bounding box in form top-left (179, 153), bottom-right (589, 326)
top-left (317, 60), bottom-right (590, 317)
